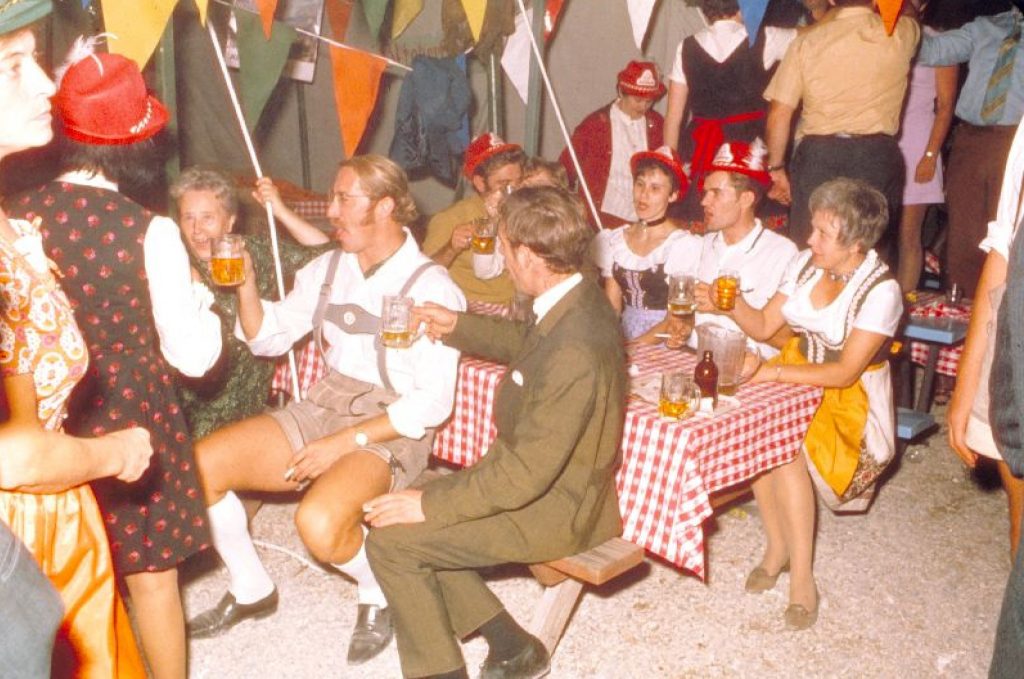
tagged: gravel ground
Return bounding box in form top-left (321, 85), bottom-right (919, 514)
top-left (180, 404), bottom-right (1011, 678)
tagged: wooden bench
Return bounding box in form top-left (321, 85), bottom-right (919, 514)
top-left (527, 537), bottom-right (645, 653)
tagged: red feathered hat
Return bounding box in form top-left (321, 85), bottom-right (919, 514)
top-left (631, 145), bottom-right (689, 197)
top-left (55, 41), bottom-right (168, 146)
top-left (463, 132), bottom-right (522, 180)
top-left (617, 60), bottom-right (666, 100)
top-left (708, 139), bottom-right (771, 187)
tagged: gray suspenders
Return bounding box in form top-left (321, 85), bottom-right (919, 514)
top-left (311, 249), bottom-right (439, 393)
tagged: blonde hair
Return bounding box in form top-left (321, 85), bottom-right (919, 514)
top-left (339, 155), bottom-right (419, 225)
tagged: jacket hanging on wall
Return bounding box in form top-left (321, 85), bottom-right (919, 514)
top-left (389, 54), bottom-right (471, 186)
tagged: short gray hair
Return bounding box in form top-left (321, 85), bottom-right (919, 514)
top-left (808, 178), bottom-right (888, 252)
top-left (170, 166), bottom-right (238, 217)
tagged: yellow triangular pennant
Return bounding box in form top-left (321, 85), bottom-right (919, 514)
top-left (102, 0), bottom-right (177, 69)
top-left (459, 0), bottom-right (486, 42)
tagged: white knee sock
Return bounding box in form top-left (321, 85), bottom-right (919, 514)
top-left (207, 491), bottom-right (275, 604)
top-left (332, 526), bottom-right (387, 608)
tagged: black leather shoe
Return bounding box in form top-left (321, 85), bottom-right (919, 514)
top-left (479, 635), bottom-right (550, 679)
top-left (346, 604), bottom-right (394, 665)
top-left (187, 589), bottom-right (279, 639)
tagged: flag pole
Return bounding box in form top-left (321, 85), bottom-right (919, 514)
top-left (512, 0), bottom-right (603, 229)
top-left (207, 19), bottom-right (303, 402)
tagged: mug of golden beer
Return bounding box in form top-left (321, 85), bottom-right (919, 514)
top-left (211, 234), bottom-right (245, 286)
top-left (659, 370), bottom-right (701, 420)
top-left (471, 218), bottom-right (497, 254)
top-left (667, 274), bottom-right (696, 318)
top-left (381, 296), bottom-right (417, 348)
top-left (713, 269), bottom-right (741, 311)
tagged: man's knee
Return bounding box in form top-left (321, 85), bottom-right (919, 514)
top-left (295, 497), bottom-right (363, 563)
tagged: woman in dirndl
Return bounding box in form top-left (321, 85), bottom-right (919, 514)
top-left (702, 178), bottom-right (903, 630)
top-left (594, 146), bottom-right (700, 340)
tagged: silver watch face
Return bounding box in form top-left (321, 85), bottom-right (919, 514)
top-left (355, 431), bottom-right (369, 447)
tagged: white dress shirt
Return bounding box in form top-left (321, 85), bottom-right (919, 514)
top-left (690, 221), bottom-right (798, 357)
top-left (57, 171), bottom-right (222, 377)
top-left (238, 231), bottom-right (467, 439)
top-left (670, 20), bottom-right (796, 85)
top-left (533, 272), bottom-right (583, 323)
top-left (981, 119), bottom-right (1024, 260)
top-left (602, 103), bottom-right (648, 222)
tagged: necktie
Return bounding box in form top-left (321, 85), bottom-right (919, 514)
top-left (981, 10), bottom-right (1023, 124)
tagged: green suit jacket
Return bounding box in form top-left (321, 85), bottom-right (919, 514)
top-left (421, 277), bottom-right (627, 561)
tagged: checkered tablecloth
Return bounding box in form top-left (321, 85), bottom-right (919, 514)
top-left (433, 342), bottom-right (822, 579)
top-left (270, 301), bottom-right (512, 400)
top-left (908, 291), bottom-right (972, 377)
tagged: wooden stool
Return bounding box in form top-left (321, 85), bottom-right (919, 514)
top-left (526, 537), bottom-right (644, 653)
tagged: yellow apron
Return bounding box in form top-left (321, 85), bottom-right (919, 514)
top-left (772, 337), bottom-right (882, 498)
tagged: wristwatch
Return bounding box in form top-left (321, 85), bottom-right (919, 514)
top-left (923, 150), bottom-right (937, 159)
top-left (354, 430), bottom-right (370, 447)
top-left (767, 163), bottom-right (785, 173)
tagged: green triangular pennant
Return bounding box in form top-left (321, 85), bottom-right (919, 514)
top-left (234, 9), bottom-right (297, 133)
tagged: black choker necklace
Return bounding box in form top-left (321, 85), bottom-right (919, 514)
top-left (638, 215), bottom-right (668, 228)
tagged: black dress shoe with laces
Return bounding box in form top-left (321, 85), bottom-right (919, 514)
top-left (346, 604), bottom-right (394, 665)
top-left (479, 635), bottom-right (550, 679)
top-left (187, 589), bottom-right (279, 639)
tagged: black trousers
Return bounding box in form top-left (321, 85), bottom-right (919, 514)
top-left (787, 134), bottom-right (905, 259)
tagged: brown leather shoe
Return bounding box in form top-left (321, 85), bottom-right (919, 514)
top-left (479, 635), bottom-right (550, 679)
top-left (744, 562), bottom-right (789, 594)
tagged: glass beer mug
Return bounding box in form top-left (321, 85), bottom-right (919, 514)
top-left (211, 234), bottom-right (245, 286)
top-left (381, 296), bottom-right (417, 349)
top-left (471, 218), bottom-right (497, 255)
top-left (667, 274), bottom-right (696, 318)
top-left (713, 269), bottom-right (741, 311)
top-left (658, 370), bottom-right (702, 421)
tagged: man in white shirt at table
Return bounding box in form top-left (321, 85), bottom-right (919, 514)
top-left (185, 155), bottom-right (466, 665)
top-left (664, 139), bottom-right (798, 357)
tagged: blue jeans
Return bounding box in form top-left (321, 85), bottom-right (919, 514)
top-left (0, 520), bottom-right (63, 678)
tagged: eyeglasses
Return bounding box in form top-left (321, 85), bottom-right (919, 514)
top-left (331, 191), bottom-right (372, 204)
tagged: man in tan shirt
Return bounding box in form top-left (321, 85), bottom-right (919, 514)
top-left (763, 0), bottom-right (919, 250)
top-left (423, 133), bottom-right (524, 303)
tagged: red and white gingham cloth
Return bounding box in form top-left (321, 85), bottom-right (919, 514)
top-left (908, 291), bottom-right (972, 377)
top-left (433, 342), bottom-right (822, 579)
top-left (270, 302), bottom-right (511, 400)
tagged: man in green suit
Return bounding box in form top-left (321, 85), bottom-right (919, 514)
top-left (364, 186), bottom-right (627, 679)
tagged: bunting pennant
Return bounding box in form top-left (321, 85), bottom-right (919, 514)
top-left (102, 0), bottom-right (177, 68)
top-left (325, 0), bottom-right (354, 40)
top-left (234, 9), bottom-right (295, 132)
top-left (625, 0), bottom-right (657, 50)
top-left (362, 0), bottom-right (389, 39)
top-left (254, 0), bottom-right (278, 38)
top-left (738, 0), bottom-right (768, 45)
top-left (500, 5), bottom-right (532, 104)
top-left (877, 0), bottom-right (904, 35)
top-left (392, 0), bottom-right (423, 38)
top-left (196, 0), bottom-right (209, 25)
top-left (544, 0), bottom-right (566, 41)
top-left (328, 45), bottom-right (388, 156)
top-left (459, 0), bottom-right (487, 42)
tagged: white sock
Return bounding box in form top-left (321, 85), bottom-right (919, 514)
top-left (207, 491), bottom-right (275, 604)
top-left (332, 526), bottom-right (387, 608)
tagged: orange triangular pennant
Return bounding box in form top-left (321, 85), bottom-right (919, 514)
top-left (328, 45), bottom-right (388, 157)
top-left (254, 0), bottom-right (278, 38)
top-left (877, 0), bottom-right (904, 36)
top-left (325, 0), bottom-right (355, 40)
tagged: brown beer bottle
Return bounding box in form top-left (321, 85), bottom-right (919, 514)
top-left (694, 350), bottom-right (718, 408)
